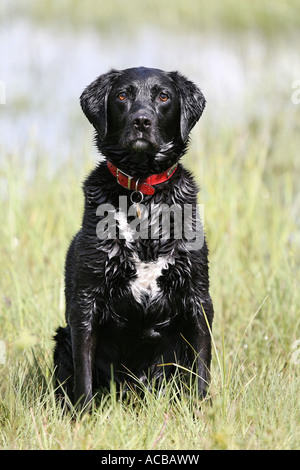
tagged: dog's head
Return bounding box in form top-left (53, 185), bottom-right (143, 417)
top-left (80, 67), bottom-right (205, 176)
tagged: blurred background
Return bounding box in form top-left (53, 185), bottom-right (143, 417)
top-left (1, 0), bottom-right (299, 167)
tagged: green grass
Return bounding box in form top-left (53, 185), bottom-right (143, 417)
top-left (1, 104), bottom-right (299, 449)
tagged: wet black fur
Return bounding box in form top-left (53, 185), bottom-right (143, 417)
top-left (53, 67), bottom-right (214, 409)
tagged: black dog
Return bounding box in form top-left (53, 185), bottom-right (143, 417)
top-left (53, 67), bottom-right (214, 409)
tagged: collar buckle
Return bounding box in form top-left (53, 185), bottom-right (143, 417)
top-left (116, 168), bottom-right (133, 190)
top-left (166, 163), bottom-right (177, 178)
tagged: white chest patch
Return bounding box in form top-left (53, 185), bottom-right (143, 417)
top-left (113, 209), bottom-right (172, 303)
top-left (114, 210), bottom-right (135, 243)
top-left (131, 256), bottom-right (170, 303)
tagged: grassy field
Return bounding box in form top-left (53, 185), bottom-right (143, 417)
top-left (1, 110), bottom-right (299, 449)
top-left (1, 0), bottom-right (300, 451)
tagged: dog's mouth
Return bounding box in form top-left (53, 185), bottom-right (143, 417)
top-left (126, 136), bottom-right (161, 154)
top-left (129, 138), bottom-right (152, 152)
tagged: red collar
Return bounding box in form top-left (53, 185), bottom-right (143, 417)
top-left (107, 161), bottom-right (178, 195)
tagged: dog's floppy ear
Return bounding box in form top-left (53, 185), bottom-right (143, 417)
top-left (169, 71), bottom-right (206, 143)
top-left (80, 69), bottom-right (120, 140)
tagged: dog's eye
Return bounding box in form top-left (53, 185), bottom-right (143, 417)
top-left (118, 92), bottom-right (127, 101)
top-left (159, 92), bottom-right (169, 102)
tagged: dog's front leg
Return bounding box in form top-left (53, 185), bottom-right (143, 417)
top-left (184, 299), bottom-right (214, 400)
top-left (69, 295), bottom-right (97, 411)
top-left (71, 325), bottom-right (96, 410)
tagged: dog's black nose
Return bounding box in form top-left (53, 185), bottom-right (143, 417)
top-left (132, 114), bottom-right (152, 131)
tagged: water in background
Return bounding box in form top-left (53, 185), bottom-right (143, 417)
top-left (1, 17), bottom-right (299, 168)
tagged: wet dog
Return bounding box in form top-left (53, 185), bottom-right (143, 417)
top-left (53, 67), bottom-right (214, 410)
